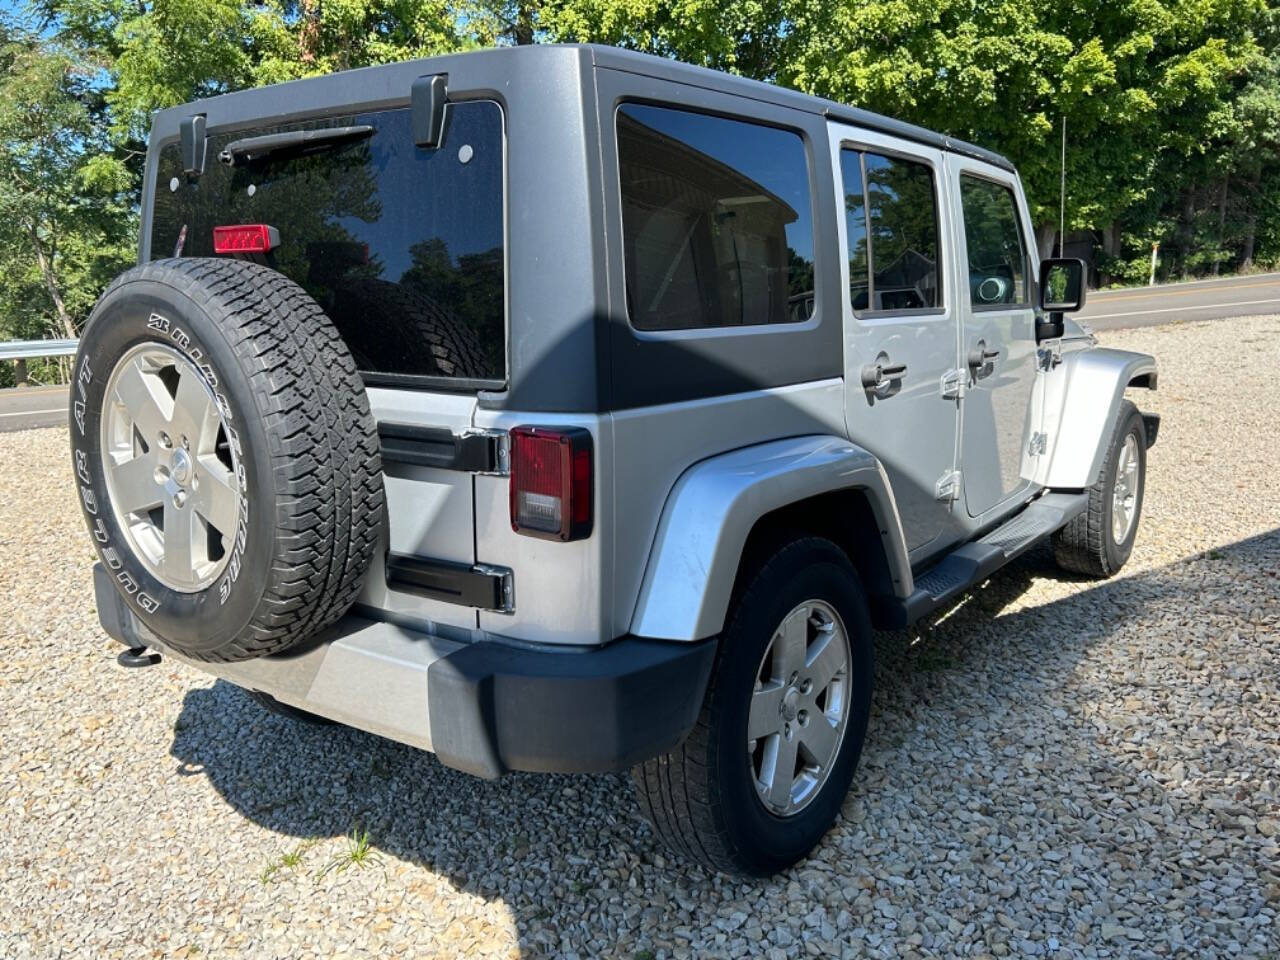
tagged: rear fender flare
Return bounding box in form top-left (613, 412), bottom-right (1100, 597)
top-left (629, 436), bottom-right (911, 642)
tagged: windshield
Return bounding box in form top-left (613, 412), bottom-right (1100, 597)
top-left (150, 101), bottom-right (506, 386)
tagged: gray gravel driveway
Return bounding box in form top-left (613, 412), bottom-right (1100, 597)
top-left (1, 318), bottom-right (1277, 959)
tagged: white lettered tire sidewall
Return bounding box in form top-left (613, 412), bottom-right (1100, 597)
top-left (71, 280), bottom-right (277, 656)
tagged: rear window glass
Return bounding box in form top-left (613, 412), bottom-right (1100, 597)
top-left (616, 104), bottom-right (815, 331)
top-left (150, 101), bottom-right (505, 384)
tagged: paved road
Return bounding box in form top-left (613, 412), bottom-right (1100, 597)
top-left (0, 385), bottom-right (69, 434)
top-left (1079, 271), bottom-right (1280, 330)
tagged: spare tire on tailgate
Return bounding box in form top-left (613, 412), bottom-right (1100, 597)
top-left (70, 258), bottom-right (385, 662)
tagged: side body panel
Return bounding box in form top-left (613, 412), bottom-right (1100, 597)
top-left (946, 156), bottom-right (1041, 519)
top-left (630, 436), bottom-right (911, 641)
top-left (827, 122), bottom-right (964, 558)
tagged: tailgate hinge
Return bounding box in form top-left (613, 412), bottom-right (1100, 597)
top-left (940, 369), bottom-right (966, 400)
top-left (935, 469), bottom-right (962, 502)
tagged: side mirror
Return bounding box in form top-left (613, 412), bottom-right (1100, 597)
top-left (1037, 257), bottom-right (1086, 341)
top-left (1039, 257), bottom-right (1086, 313)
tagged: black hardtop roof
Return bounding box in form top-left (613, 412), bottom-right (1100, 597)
top-left (150, 42), bottom-right (1015, 174)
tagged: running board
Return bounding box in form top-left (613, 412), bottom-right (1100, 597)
top-left (874, 492), bottom-right (1089, 629)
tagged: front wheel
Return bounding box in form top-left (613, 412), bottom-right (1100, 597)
top-left (1053, 399), bottom-right (1148, 578)
top-left (632, 537), bottom-right (874, 875)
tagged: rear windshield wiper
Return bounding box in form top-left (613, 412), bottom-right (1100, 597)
top-left (217, 125), bottom-right (374, 167)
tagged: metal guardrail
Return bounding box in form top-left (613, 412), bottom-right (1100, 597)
top-left (0, 339), bottom-right (79, 361)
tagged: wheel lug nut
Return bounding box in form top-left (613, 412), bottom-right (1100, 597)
top-left (181, 435), bottom-right (189, 450)
top-left (789, 671), bottom-right (798, 684)
top-left (173, 491), bottom-right (186, 509)
top-left (798, 710), bottom-right (809, 726)
top-left (801, 679), bottom-right (813, 694)
top-left (783, 723), bottom-right (792, 739)
top-left (158, 432), bottom-right (171, 449)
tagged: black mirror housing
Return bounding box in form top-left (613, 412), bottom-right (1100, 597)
top-left (1039, 257), bottom-right (1087, 313)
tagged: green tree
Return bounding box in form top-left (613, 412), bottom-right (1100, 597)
top-left (782, 0), bottom-right (1267, 259)
top-left (0, 19), bottom-right (133, 341)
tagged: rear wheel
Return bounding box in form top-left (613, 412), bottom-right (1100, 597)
top-left (632, 538), bottom-right (874, 875)
top-left (1053, 399), bottom-right (1147, 578)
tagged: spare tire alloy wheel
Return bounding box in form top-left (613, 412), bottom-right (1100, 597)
top-left (749, 600), bottom-right (851, 816)
top-left (71, 258), bottom-right (385, 663)
top-left (100, 343), bottom-right (242, 593)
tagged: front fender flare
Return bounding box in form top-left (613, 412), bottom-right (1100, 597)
top-left (1037, 347), bottom-right (1157, 489)
top-left (629, 435), bottom-right (911, 642)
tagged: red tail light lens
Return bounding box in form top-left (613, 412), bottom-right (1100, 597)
top-left (510, 426), bottom-right (593, 541)
top-left (213, 224), bottom-right (279, 254)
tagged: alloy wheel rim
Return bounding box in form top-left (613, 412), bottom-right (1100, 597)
top-left (1111, 432), bottom-right (1140, 545)
top-left (748, 599), bottom-right (852, 817)
top-left (100, 343), bottom-right (241, 593)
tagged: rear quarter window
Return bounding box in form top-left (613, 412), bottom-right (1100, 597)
top-left (616, 104), bottom-right (815, 331)
top-left (150, 101), bottom-right (506, 385)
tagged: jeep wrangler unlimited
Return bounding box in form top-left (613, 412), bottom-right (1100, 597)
top-left (72, 44), bottom-right (1157, 876)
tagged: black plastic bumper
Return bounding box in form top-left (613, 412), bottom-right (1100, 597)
top-left (93, 562), bottom-right (716, 778)
top-left (426, 633), bottom-right (717, 778)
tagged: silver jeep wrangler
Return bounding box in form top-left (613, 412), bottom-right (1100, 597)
top-left (73, 44), bottom-right (1157, 875)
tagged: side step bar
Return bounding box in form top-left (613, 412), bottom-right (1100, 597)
top-left (875, 491), bottom-right (1089, 629)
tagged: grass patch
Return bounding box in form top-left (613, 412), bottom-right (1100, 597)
top-left (259, 838), bottom-right (319, 884)
top-left (318, 827), bottom-right (383, 877)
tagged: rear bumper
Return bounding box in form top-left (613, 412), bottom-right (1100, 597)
top-left (93, 564), bottom-right (715, 778)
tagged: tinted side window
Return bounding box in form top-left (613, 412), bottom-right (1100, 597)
top-left (617, 104), bottom-right (815, 330)
top-left (151, 102), bottom-right (505, 383)
top-left (960, 175), bottom-right (1028, 307)
top-left (841, 149), bottom-right (941, 312)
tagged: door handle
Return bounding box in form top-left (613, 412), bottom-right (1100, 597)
top-left (968, 340), bottom-right (1000, 371)
top-left (860, 360), bottom-right (907, 390)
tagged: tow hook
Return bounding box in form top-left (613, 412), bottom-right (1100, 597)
top-left (117, 646), bottom-right (161, 668)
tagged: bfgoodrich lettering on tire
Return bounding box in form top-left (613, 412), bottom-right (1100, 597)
top-left (70, 258), bottom-right (385, 662)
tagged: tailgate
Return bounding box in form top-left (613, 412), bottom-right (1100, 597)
top-left (356, 388), bottom-right (485, 634)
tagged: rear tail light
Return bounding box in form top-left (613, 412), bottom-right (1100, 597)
top-left (509, 426), bottom-right (592, 541)
top-left (213, 224), bottom-right (279, 254)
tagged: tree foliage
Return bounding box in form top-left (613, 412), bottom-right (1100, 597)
top-left (0, 18), bottom-right (133, 345)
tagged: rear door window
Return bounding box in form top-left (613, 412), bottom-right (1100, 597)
top-left (840, 149), bottom-right (942, 313)
top-left (959, 175), bottom-right (1028, 307)
top-left (150, 101), bottom-right (506, 385)
top-left (616, 104), bottom-right (815, 330)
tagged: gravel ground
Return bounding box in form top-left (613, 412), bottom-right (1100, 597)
top-left (1, 317), bottom-right (1277, 959)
